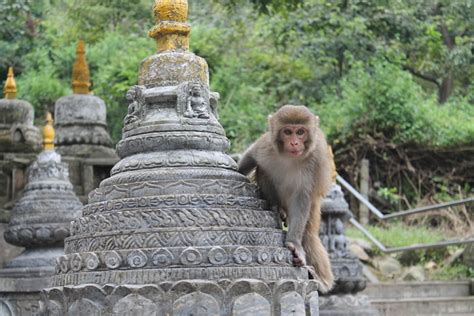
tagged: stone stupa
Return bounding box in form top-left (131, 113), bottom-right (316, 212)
top-left (0, 113), bottom-right (82, 315)
top-left (319, 147), bottom-right (378, 316)
top-left (0, 67), bottom-right (42, 269)
top-left (54, 41), bottom-right (118, 202)
top-left (41, 1), bottom-right (320, 315)
top-left (0, 67), bottom-right (42, 154)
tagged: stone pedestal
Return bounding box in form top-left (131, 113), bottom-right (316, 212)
top-left (0, 149), bottom-right (82, 315)
top-left (40, 1), bottom-right (320, 314)
top-left (319, 184), bottom-right (379, 316)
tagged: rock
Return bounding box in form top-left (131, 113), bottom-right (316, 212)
top-left (373, 257), bottom-right (402, 277)
top-left (424, 261), bottom-right (437, 270)
top-left (348, 237), bottom-right (374, 254)
top-left (362, 264), bottom-right (380, 283)
top-left (349, 244), bottom-right (370, 262)
top-left (401, 266), bottom-right (425, 282)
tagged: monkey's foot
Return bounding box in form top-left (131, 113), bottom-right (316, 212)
top-left (285, 242), bottom-right (306, 267)
top-left (279, 207), bottom-right (287, 224)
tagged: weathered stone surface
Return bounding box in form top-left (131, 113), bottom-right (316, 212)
top-left (4, 150), bottom-right (82, 252)
top-left (373, 257), bottom-right (402, 276)
top-left (348, 244), bottom-right (370, 262)
top-left (0, 98), bottom-right (41, 153)
top-left (401, 266), bottom-right (425, 282)
top-left (40, 280), bottom-right (321, 316)
top-left (320, 294), bottom-right (380, 316)
top-left (0, 146), bottom-right (82, 316)
top-left (54, 94), bottom-right (115, 159)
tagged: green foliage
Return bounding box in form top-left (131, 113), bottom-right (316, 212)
top-left (319, 58), bottom-right (474, 147)
top-left (431, 264), bottom-right (474, 280)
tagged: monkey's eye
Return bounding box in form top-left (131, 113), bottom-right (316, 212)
top-left (283, 129), bottom-right (292, 136)
top-left (296, 129), bottom-right (305, 136)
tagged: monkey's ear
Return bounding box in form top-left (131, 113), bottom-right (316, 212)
top-left (267, 114), bottom-right (273, 131)
top-left (314, 115), bottom-right (320, 126)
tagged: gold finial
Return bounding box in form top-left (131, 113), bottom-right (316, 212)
top-left (43, 112), bottom-right (55, 150)
top-left (72, 40), bottom-right (91, 94)
top-left (4, 67), bottom-right (17, 99)
top-left (149, 0), bottom-right (191, 52)
top-left (328, 145), bottom-right (337, 183)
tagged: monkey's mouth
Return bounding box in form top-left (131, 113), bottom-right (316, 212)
top-left (289, 150), bottom-right (303, 157)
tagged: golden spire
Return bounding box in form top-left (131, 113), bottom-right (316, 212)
top-left (72, 40), bottom-right (91, 94)
top-left (149, 0), bottom-right (191, 53)
top-left (4, 67), bottom-right (17, 99)
top-left (43, 112), bottom-right (55, 150)
top-left (328, 145), bottom-right (337, 183)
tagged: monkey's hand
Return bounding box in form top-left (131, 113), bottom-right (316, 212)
top-left (285, 241), bottom-right (306, 267)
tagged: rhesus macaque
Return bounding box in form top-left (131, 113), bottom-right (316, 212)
top-left (238, 105), bottom-right (334, 292)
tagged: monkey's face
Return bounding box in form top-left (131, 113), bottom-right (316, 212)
top-left (279, 125), bottom-right (308, 158)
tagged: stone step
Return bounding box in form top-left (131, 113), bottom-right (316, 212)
top-left (370, 296), bottom-right (474, 316)
top-left (362, 281), bottom-right (472, 300)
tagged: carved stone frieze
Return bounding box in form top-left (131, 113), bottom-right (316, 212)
top-left (56, 246), bottom-right (294, 274)
top-left (72, 208), bottom-right (278, 235)
top-left (41, 279), bottom-right (320, 316)
top-left (84, 195), bottom-right (267, 215)
top-left (89, 179), bottom-right (259, 203)
top-left (65, 229), bottom-right (287, 253)
top-left (110, 150), bottom-right (237, 175)
top-left (116, 131), bottom-right (230, 156)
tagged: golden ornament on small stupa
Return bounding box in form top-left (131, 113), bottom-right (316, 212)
top-left (43, 112), bottom-right (55, 150)
top-left (149, 0), bottom-right (191, 52)
top-left (72, 40), bottom-right (91, 94)
top-left (4, 67), bottom-right (17, 100)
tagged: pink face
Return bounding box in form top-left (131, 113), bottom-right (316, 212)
top-left (279, 125), bottom-right (308, 157)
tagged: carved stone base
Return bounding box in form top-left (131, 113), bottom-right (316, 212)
top-left (0, 273), bottom-right (51, 316)
top-left (41, 279), bottom-right (320, 315)
top-left (320, 294), bottom-right (380, 316)
top-left (0, 292), bottom-right (42, 316)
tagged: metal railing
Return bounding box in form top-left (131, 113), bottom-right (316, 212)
top-left (336, 175), bottom-right (474, 253)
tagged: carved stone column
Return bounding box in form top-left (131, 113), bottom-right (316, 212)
top-left (0, 114), bottom-right (82, 315)
top-left (319, 184), bottom-right (379, 315)
top-left (40, 1), bottom-right (320, 315)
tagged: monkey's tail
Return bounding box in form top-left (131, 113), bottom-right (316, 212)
top-left (303, 215), bottom-right (334, 293)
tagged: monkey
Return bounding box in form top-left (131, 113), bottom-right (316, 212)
top-left (238, 105), bottom-right (334, 293)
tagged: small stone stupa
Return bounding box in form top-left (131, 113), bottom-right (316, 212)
top-left (53, 41), bottom-right (118, 202)
top-left (0, 67), bottom-right (41, 153)
top-left (54, 40), bottom-right (115, 159)
top-left (0, 67), bottom-right (42, 270)
top-left (0, 113), bottom-right (82, 315)
top-left (319, 147), bottom-right (379, 316)
top-left (41, 1), bottom-right (320, 315)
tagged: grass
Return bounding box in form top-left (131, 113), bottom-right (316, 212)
top-left (346, 221), bottom-right (473, 281)
top-left (346, 221), bottom-right (445, 249)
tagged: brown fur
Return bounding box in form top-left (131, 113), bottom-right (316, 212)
top-left (238, 105), bottom-right (334, 292)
